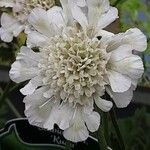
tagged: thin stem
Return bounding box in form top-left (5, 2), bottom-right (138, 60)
top-left (65, 140), bottom-right (71, 150)
top-left (97, 120), bottom-right (108, 150)
top-left (103, 113), bottom-right (109, 144)
top-left (109, 108), bottom-right (125, 150)
top-left (9, 83), bottom-right (23, 93)
top-left (5, 98), bottom-right (22, 118)
top-left (0, 82), bottom-right (23, 107)
top-left (0, 83), bottom-right (22, 118)
top-left (0, 81), bottom-right (12, 106)
top-left (95, 105), bottom-right (108, 150)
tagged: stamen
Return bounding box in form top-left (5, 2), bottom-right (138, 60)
top-left (39, 96), bottom-right (54, 109)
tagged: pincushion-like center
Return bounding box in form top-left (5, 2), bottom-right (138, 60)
top-left (25, 0), bottom-right (55, 12)
top-left (14, 0), bottom-right (55, 22)
top-left (39, 27), bottom-right (109, 105)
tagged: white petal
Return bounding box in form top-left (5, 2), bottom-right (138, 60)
top-left (87, 0), bottom-right (110, 26)
top-left (106, 86), bottom-right (134, 108)
top-left (60, 0), bottom-right (73, 25)
top-left (107, 28), bottom-right (147, 52)
top-left (9, 46), bottom-right (41, 83)
top-left (47, 6), bottom-right (66, 29)
top-left (94, 95), bottom-right (113, 112)
top-left (97, 30), bottom-right (114, 38)
top-left (122, 28), bottom-right (147, 52)
top-left (97, 7), bottom-right (118, 29)
top-left (0, 28), bottom-right (13, 42)
top-left (12, 1), bottom-right (24, 12)
top-left (44, 103), bottom-right (73, 130)
top-left (28, 8), bottom-right (55, 37)
top-left (109, 44), bottom-right (133, 61)
top-left (26, 31), bottom-right (49, 48)
top-left (63, 107), bottom-right (89, 142)
top-left (107, 70), bottom-right (131, 92)
top-left (77, 0), bottom-right (86, 7)
top-left (20, 75), bottom-right (43, 95)
top-left (83, 100), bottom-right (94, 114)
top-left (113, 55), bottom-right (144, 81)
top-left (0, 13), bottom-right (24, 42)
top-left (43, 89), bottom-right (54, 98)
top-left (70, 0), bottom-right (88, 29)
top-left (24, 87), bottom-right (53, 127)
top-left (83, 111), bottom-right (100, 132)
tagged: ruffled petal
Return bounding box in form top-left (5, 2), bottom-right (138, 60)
top-left (44, 103), bottom-right (74, 130)
top-left (107, 70), bottom-right (131, 92)
top-left (28, 8), bottom-right (55, 37)
top-left (113, 55), bottom-right (144, 81)
top-left (97, 7), bottom-right (118, 29)
top-left (20, 75), bottom-right (43, 95)
top-left (24, 87), bottom-right (53, 127)
top-left (106, 86), bottom-right (134, 108)
top-left (106, 28), bottom-right (147, 52)
top-left (47, 6), bottom-right (66, 29)
top-left (109, 44), bottom-right (132, 61)
top-left (9, 46), bottom-right (41, 83)
top-left (0, 13), bottom-right (24, 42)
top-left (97, 30), bottom-right (114, 39)
top-left (63, 107), bottom-right (89, 142)
top-left (70, 0), bottom-right (88, 29)
top-left (83, 111), bottom-right (100, 132)
top-left (122, 28), bottom-right (147, 52)
top-left (94, 94), bottom-right (113, 112)
top-left (87, 0), bottom-right (110, 26)
top-left (60, 0), bottom-right (73, 25)
top-left (26, 31), bottom-right (49, 48)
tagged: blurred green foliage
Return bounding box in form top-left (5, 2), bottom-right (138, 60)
top-left (0, 104), bottom-right (8, 129)
top-left (111, 107), bottom-right (150, 150)
top-left (118, 0), bottom-right (150, 54)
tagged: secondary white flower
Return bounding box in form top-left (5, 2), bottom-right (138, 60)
top-left (9, 0), bottom-right (147, 143)
top-left (0, 0), bottom-right (55, 42)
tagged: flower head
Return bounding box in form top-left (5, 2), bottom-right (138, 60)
top-left (9, 0), bottom-right (147, 142)
top-left (0, 0), bottom-right (55, 42)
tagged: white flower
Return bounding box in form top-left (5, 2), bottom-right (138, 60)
top-left (9, 0), bottom-right (147, 142)
top-left (0, 0), bottom-right (55, 42)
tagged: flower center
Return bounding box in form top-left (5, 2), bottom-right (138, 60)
top-left (13, 0), bottom-right (55, 22)
top-left (39, 27), bottom-right (109, 105)
top-left (24, 0), bottom-right (55, 13)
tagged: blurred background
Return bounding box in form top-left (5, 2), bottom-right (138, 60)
top-left (0, 0), bottom-right (150, 150)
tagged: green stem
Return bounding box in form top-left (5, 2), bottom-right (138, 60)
top-left (97, 121), bottom-right (108, 150)
top-left (8, 83), bottom-right (23, 93)
top-left (103, 113), bottom-right (109, 144)
top-left (0, 83), bottom-right (22, 118)
top-left (65, 140), bottom-right (71, 150)
top-left (0, 83), bottom-right (22, 107)
top-left (0, 82), bottom-right (12, 106)
top-left (5, 98), bottom-right (22, 118)
top-left (95, 106), bottom-right (108, 150)
top-left (109, 108), bottom-right (125, 150)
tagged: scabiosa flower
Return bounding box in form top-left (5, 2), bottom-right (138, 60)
top-left (9, 0), bottom-right (147, 142)
top-left (0, 0), bottom-right (55, 42)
